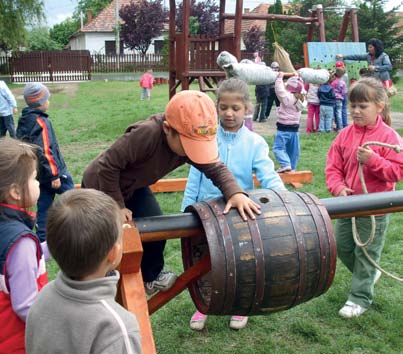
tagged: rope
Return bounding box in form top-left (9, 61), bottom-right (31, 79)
top-left (270, 22), bottom-right (278, 44)
top-left (352, 141), bottom-right (403, 283)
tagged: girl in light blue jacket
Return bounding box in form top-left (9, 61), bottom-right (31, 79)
top-left (182, 78), bottom-right (286, 332)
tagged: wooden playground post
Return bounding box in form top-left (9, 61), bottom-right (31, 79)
top-left (116, 223), bottom-right (156, 354)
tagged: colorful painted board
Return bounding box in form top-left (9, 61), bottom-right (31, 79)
top-left (306, 42), bottom-right (367, 83)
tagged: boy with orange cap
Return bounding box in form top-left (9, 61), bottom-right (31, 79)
top-left (82, 90), bottom-right (261, 295)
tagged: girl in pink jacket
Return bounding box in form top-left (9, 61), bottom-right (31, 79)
top-left (139, 69), bottom-right (154, 101)
top-left (272, 73), bottom-right (305, 173)
top-left (326, 77), bottom-right (403, 319)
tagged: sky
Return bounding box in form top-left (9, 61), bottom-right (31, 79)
top-left (43, 0), bottom-right (403, 27)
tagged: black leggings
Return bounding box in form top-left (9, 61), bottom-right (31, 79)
top-left (126, 187), bottom-right (165, 282)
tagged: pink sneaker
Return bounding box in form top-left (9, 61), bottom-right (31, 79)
top-left (189, 310), bottom-right (207, 331)
top-left (229, 315), bottom-right (248, 330)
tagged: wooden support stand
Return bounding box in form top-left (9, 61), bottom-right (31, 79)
top-left (79, 171), bottom-right (312, 353)
top-left (116, 223), bottom-right (156, 354)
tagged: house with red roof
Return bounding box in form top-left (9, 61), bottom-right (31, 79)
top-left (68, 0), bottom-right (166, 55)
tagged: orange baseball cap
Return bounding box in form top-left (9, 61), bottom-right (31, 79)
top-left (165, 90), bottom-right (219, 164)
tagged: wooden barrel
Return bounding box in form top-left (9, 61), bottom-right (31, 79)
top-left (181, 189), bottom-right (336, 316)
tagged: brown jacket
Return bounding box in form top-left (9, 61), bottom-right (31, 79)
top-left (82, 114), bottom-right (243, 208)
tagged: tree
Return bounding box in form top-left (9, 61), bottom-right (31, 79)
top-left (272, 0), bottom-right (346, 66)
top-left (119, 0), bottom-right (166, 55)
top-left (265, 0), bottom-right (284, 53)
top-left (354, 0), bottom-right (402, 80)
top-left (243, 25), bottom-right (266, 53)
top-left (189, 16), bottom-right (200, 36)
top-left (176, 0), bottom-right (219, 36)
top-left (0, 0), bottom-right (44, 50)
top-left (27, 27), bottom-right (62, 51)
top-left (50, 18), bottom-right (80, 48)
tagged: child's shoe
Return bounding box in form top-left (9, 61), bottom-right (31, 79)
top-left (189, 310), bottom-right (207, 331)
top-left (338, 301), bottom-right (367, 318)
top-left (277, 166), bottom-right (292, 173)
top-left (229, 315), bottom-right (248, 330)
top-left (144, 270), bottom-right (177, 295)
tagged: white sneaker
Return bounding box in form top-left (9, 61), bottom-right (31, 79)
top-left (144, 270), bottom-right (177, 295)
top-left (374, 269), bottom-right (382, 285)
top-left (229, 316), bottom-right (248, 330)
top-left (338, 301), bottom-right (367, 318)
top-left (189, 310), bottom-right (207, 331)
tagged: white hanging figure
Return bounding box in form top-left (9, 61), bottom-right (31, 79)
top-left (217, 51), bottom-right (279, 85)
top-left (297, 68), bottom-right (330, 85)
top-left (216, 51), bottom-right (329, 86)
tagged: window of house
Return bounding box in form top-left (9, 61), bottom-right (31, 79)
top-left (154, 40), bottom-right (164, 55)
top-left (105, 40), bottom-right (124, 55)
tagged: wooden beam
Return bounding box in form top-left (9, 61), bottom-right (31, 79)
top-left (233, 0), bottom-right (243, 59)
top-left (148, 171), bottom-right (313, 193)
top-left (338, 10), bottom-right (350, 42)
top-left (316, 5), bottom-right (326, 42)
top-left (222, 13), bottom-right (318, 24)
top-left (76, 171), bottom-right (313, 194)
top-left (116, 224), bottom-right (156, 354)
top-left (148, 256), bottom-right (211, 315)
top-left (351, 9), bottom-right (359, 42)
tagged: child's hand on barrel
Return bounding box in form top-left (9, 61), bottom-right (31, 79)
top-left (338, 187), bottom-right (354, 196)
top-left (121, 207), bottom-right (133, 222)
top-left (223, 193), bottom-right (261, 221)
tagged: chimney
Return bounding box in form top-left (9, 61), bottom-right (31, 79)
top-left (87, 9), bottom-right (92, 24)
top-left (244, 8), bottom-right (250, 13)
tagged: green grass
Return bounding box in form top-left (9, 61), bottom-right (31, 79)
top-left (11, 81), bottom-right (403, 354)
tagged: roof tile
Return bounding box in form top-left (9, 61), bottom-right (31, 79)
top-left (80, 0), bottom-right (137, 32)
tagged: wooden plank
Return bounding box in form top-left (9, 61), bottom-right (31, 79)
top-left (148, 256), bottom-right (211, 315)
top-left (116, 222), bottom-right (143, 274)
top-left (148, 171), bottom-right (313, 193)
top-left (76, 171), bottom-right (313, 194)
top-left (149, 178), bottom-right (188, 193)
top-left (116, 223), bottom-right (156, 353)
top-left (119, 272), bottom-right (156, 354)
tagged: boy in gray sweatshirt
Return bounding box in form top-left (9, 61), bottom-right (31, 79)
top-left (25, 189), bottom-right (141, 354)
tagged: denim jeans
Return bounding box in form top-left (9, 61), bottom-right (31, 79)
top-left (342, 95), bottom-right (348, 128)
top-left (0, 114), bottom-right (16, 137)
top-left (335, 215), bottom-right (389, 308)
top-left (140, 87), bottom-right (151, 100)
top-left (334, 100), bottom-right (343, 131)
top-left (37, 172), bottom-right (74, 241)
top-left (319, 105), bottom-right (334, 132)
top-left (272, 130), bottom-right (300, 170)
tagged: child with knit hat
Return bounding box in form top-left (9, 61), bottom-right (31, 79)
top-left (272, 73), bottom-right (305, 173)
top-left (16, 82), bottom-right (74, 242)
top-left (82, 90), bottom-right (261, 296)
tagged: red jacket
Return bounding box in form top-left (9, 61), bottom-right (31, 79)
top-left (139, 72), bottom-right (154, 89)
top-left (326, 116), bottom-right (403, 197)
top-left (0, 205), bottom-right (48, 354)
